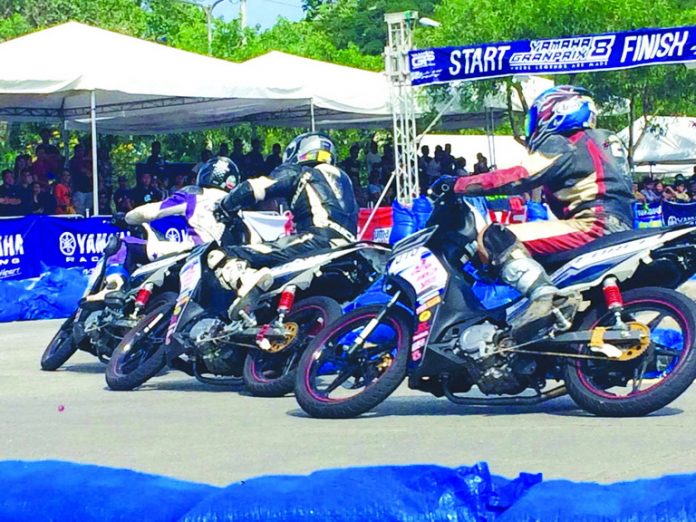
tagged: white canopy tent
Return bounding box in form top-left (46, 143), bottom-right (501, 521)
top-left (618, 116), bottom-right (696, 178)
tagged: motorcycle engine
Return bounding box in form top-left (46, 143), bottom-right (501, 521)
top-left (456, 321), bottom-right (533, 396)
top-left (456, 321), bottom-right (498, 358)
top-left (190, 318), bottom-right (242, 375)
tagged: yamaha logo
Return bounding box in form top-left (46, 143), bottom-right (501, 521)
top-left (59, 232), bottom-right (77, 256)
top-left (165, 228), bottom-right (182, 242)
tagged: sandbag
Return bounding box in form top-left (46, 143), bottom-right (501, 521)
top-left (0, 267), bottom-right (88, 322)
top-left (0, 460), bottom-right (217, 522)
top-left (500, 474), bottom-right (696, 522)
top-left (180, 463), bottom-right (541, 522)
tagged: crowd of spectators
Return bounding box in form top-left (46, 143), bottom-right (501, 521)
top-left (633, 170), bottom-right (696, 204)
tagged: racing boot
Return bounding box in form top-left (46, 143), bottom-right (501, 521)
top-left (84, 274), bottom-right (125, 304)
top-left (500, 248), bottom-right (560, 329)
top-left (207, 250), bottom-right (274, 321)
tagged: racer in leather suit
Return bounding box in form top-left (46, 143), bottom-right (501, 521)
top-left (209, 132), bottom-right (358, 320)
top-left (454, 86), bottom-right (634, 325)
top-left (87, 157), bottom-right (239, 302)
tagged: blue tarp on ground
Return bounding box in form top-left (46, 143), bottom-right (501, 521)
top-left (3, 460), bottom-right (696, 521)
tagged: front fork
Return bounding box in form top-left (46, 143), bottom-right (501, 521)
top-left (345, 291), bottom-right (402, 356)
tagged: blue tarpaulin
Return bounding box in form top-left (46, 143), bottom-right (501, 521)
top-left (2, 460), bottom-right (696, 521)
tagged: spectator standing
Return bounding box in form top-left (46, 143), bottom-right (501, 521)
top-left (367, 170), bottom-right (384, 206)
top-left (72, 162), bottom-right (94, 215)
top-left (265, 143), bottom-right (283, 174)
top-left (130, 172), bottom-right (161, 207)
top-left (16, 169), bottom-right (33, 214)
top-left (632, 182), bottom-right (646, 202)
top-left (113, 176), bottom-right (131, 212)
top-left (28, 182), bottom-right (55, 214)
top-left (473, 152), bottom-right (490, 174)
top-left (54, 170), bottom-right (75, 214)
top-left (0, 170), bottom-right (23, 216)
top-left (440, 143), bottom-right (455, 175)
top-left (341, 143), bottom-right (362, 182)
top-left (365, 142), bottom-right (382, 175)
top-left (219, 142), bottom-right (231, 158)
top-left (13, 155), bottom-right (28, 179)
top-left (454, 157), bottom-right (469, 176)
top-left (31, 144), bottom-right (52, 186)
top-left (192, 149), bottom-right (213, 175)
top-left (230, 139), bottom-right (245, 177)
top-left (245, 138), bottom-right (266, 177)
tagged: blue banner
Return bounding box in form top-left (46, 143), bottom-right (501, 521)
top-left (662, 200), bottom-right (696, 226)
top-left (633, 201), bottom-right (663, 229)
top-left (409, 25), bottom-right (696, 86)
top-left (0, 215), bottom-right (190, 282)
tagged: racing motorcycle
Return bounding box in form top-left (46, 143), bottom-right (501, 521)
top-left (295, 183), bottom-right (696, 418)
top-left (105, 216), bottom-right (390, 393)
top-left (40, 212), bottom-right (287, 371)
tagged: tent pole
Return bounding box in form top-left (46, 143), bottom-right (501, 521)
top-left (62, 119), bottom-right (70, 170)
top-left (90, 90), bottom-right (99, 216)
top-left (310, 99), bottom-right (316, 131)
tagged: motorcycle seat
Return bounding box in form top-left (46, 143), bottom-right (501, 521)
top-left (537, 227), bottom-right (668, 272)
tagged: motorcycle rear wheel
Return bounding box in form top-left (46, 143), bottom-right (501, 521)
top-left (105, 296), bottom-right (175, 391)
top-left (243, 296), bottom-right (342, 397)
top-left (564, 287), bottom-right (696, 416)
top-left (295, 305), bottom-right (410, 418)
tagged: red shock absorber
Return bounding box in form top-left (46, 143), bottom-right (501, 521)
top-left (602, 277), bottom-right (623, 310)
top-left (278, 286), bottom-right (296, 316)
top-left (134, 283), bottom-right (154, 311)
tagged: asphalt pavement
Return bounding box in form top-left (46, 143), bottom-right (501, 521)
top-left (2, 318), bottom-right (696, 486)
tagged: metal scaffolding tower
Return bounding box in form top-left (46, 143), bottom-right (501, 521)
top-left (384, 11), bottom-right (420, 206)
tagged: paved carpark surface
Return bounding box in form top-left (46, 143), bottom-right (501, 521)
top-left (2, 317), bottom-right (696, 486)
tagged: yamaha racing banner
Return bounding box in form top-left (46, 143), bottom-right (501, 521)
top-left (0, 215), bottom-right (189, 282)
top-left (661, 200), bottom-right (696, 226)
top-left (409, 25), bottom-right (696, 86)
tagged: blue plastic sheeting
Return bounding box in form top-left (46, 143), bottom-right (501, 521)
top-left (0, 460), bottom-right (539, 522)
top-left (5, 460), bottom-right (696, 521)
top-left (181, 463), bottom-right (540, 522)
top-left (0, 266), bottom-right (88, 322)
top-left (499, 474), bottom-right (696, 521)
top-left (0, 460), bottom-right (218, 522)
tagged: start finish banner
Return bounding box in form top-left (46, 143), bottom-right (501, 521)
top-left (409, 25), bottom-right (696, 86)
top-left (0, 215), bottom-right (189, 281)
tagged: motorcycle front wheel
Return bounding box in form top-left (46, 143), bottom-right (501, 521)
top-left (242, 296), bottom-right (342, 397)
top-left (564, 287), bottom-right (696, 416)
top-left (294, 305), bottom-right (410, 419)
top-left (105, 297), bottom-right (174, 391)
top-left (40, 310), bottom-right (84, 371)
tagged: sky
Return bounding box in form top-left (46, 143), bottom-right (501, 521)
top-left (215, 0), bottom-right (305, 30)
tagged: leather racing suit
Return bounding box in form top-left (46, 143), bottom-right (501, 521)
top-left (454, 128), bottom-right (634, 256)
top-left (217, 162), bottom-right (358, 267)
top-left (106, 186), bottom-right (227, 278)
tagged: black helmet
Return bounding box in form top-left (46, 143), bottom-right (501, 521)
top-left (283, 132), bottom-right (337, 166)
top-left (196, 156), bottom-right (240, 192)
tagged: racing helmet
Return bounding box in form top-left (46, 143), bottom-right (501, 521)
top-left (525, 85), bottom-right (597, 151)
top-left (196, 156), bottom-right (240, 192)
top-left (283, 132), bottom-right (337, 166)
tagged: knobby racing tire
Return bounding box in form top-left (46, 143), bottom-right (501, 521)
top-left (105, 296), bottom-right (175, 391)
top-left (564, 287), bottom-right (696, 417)
top-left (242, 296), bottom-right (342, 397)
top-left (294, 305), bottom-right (411, 419)
top-left (40, 311), bottom-right (83, 371)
